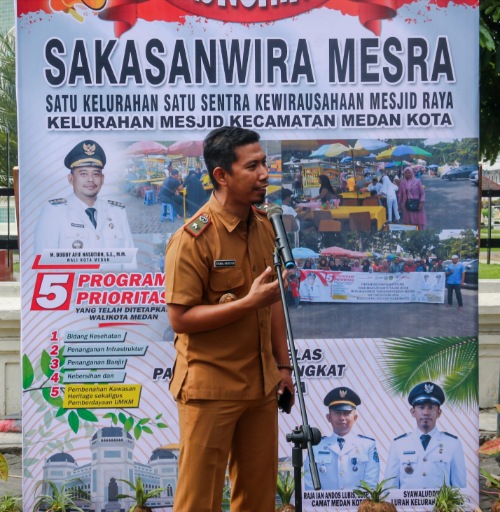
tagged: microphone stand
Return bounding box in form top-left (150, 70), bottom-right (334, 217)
top-left (273, 250), bottom-right (322, 512)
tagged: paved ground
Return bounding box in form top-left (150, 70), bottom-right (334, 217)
top-left (288, 287), bottom-right (477, 338)
top-left (423, 174), bottom-right (478, 232)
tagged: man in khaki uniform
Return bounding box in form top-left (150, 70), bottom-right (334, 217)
top-left (165, 127), bottom-right (294, 512)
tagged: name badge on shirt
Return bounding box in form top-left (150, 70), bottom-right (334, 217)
top-left (214, 260), bottom-right (236, 268)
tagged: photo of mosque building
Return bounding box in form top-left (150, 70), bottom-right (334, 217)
top-left (38, 427), bottom-right (178, 511)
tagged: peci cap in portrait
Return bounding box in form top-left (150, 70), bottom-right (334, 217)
top-left (408, 381), bottom-right (445, 407)
top-left (64, 140), bottom-right (106, 170)
top-left (324, 387), bottom-right (361, 411)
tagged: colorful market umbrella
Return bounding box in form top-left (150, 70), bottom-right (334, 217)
top-left (320, 246), bottom-right (367, 258)
top-left (341, 153), bottom-right (376, 163)
top-left (167, 140), bottom-right (204, 157)
top-left (312, 140), bottom-right (388, 171)
top-left (409, 145), bottom-right (433, 159)
top-left (292, 247), bottom-right (319, 259)
top-left (353, 139), bottom-right (388, 153)
top-left (126, 140), bottom-right (170, 156)
top-left (310, 143), bottom-right (351, 159)
top-left (376, 145), bottom-right (432, 161)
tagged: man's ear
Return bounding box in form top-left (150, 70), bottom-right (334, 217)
top-left (212, 167), bottom-right (227, 188)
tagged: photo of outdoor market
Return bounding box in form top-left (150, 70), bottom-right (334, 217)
top-left (114, 137), bottom-right (478, 338)
top-left (280, 137), bottom-right (478, 235)
top-left (119, 137), bottom-right (477, 236)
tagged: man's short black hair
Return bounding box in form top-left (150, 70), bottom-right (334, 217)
top-left (203, 127), bottom-right (261, 189)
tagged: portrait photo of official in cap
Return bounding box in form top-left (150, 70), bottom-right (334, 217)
top-left (303, 386), bottom-right (379, 490)
top-left (384, 381), bottom-right (466, 489)
top-left (34, 140), bottom-right (134, 254)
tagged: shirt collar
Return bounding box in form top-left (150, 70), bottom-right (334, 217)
top-left (208, 193), bottom-right (256, 233)
top-left (416, 426), bottom-right (439, 438)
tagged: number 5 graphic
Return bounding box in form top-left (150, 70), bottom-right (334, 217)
top-left (31, 273), bottom-right (75, 310)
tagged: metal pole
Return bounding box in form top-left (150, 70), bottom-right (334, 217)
top-left (487, 188), bottom-right (492, 265)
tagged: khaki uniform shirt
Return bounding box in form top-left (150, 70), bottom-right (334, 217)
top-left (165, 194), bottom-right (282, 401)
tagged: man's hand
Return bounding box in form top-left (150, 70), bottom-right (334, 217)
top-left (277, 368), bottom-right (295, 412)
top-left (244, 266), bottom-right (285, 309)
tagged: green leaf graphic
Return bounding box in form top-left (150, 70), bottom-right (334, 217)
top-left (123, 417), bottom-right (134, 432)
top-left (77, 409), bottom-right (98, 422)
top-left (42, 387), bottom-right (64, 407)
top-left (22, 354), bottom-right (34, 389)
top-left (68, 410), bottom-right (80, 433)
top-left (41, 350), bottom-right (53, 378)
top-left (380, 336), bottom-right (478, 408)
top-left (103, 412), bottom-right (118, 425)
top-left (134, 425), bottom-right (142, 440)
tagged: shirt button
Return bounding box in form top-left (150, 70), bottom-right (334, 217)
top-left (340, 471), bottom-right (344, 476)
top-left (96, 235), bottom-right (100, 240)
top-left (423, 458), bottom-right (427, 462)
top-left (422, 473), bottom-right (427, 477)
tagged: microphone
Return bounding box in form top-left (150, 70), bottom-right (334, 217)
top-left (267, 205), bottom-right (296, 269)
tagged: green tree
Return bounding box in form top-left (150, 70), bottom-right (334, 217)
top-left (439, 230), bottom-right (479, 259)
top-left (398, 230), bottom-right (441, 258)
top-left (480, 0), bottom-right (500, 163)
top-left (0, 31), bottom-right (17, 187)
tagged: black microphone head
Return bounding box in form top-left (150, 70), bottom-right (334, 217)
top-left (267, 205), bottom-right (283, 219)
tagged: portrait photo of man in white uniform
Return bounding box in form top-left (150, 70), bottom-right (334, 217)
top-left (34, 140), bottom-right (134, 254)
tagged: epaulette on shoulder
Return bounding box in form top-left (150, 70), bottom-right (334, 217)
top-left (108, 200), bottom-right (125, 209)
top-left (48, 198), bottom-right (67, 206)
top-left (184, 213), bottom-right (211, 238)
top-left (443, 432), bottom-right (458, 439)
top-left (358, 434), bottom-right (375, 441)
top-left (394, 433), bottom-right (409, 441)
top-left (252, 203), bottom-right (269, 215)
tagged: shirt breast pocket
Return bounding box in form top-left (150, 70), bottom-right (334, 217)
top-left (63, 224), bottom-right (85, 240)
top-left (316, 451), bottom-right (334, 465)
top-left (209, 268), bottom-right (245, 301)
top-left (430, 451), bottom-right (452, 468)
top-left (401, 452), bottom-right (418, 469)
top-left (354, 453), bottom-right (369, 466)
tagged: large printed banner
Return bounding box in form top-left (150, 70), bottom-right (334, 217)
top-left (297, 270), bottom-right (446, 303)
top-left (17, 1), bottom-right (479, 511)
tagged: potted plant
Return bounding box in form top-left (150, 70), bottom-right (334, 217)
top-left (276, 471), bottom-right (295, 512)
top-left (481, 468), bottom-right (500, 512)
top-left (432, 478), bottom-right (468, 512)
top-left (33, 478), bottom-right (90, 512)
top-left (0, 493), bottom-right (22, 512)
top-left (116, 476), bottom-right (165, 512)
top-left (353, 478), bottom-right (397, 512)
